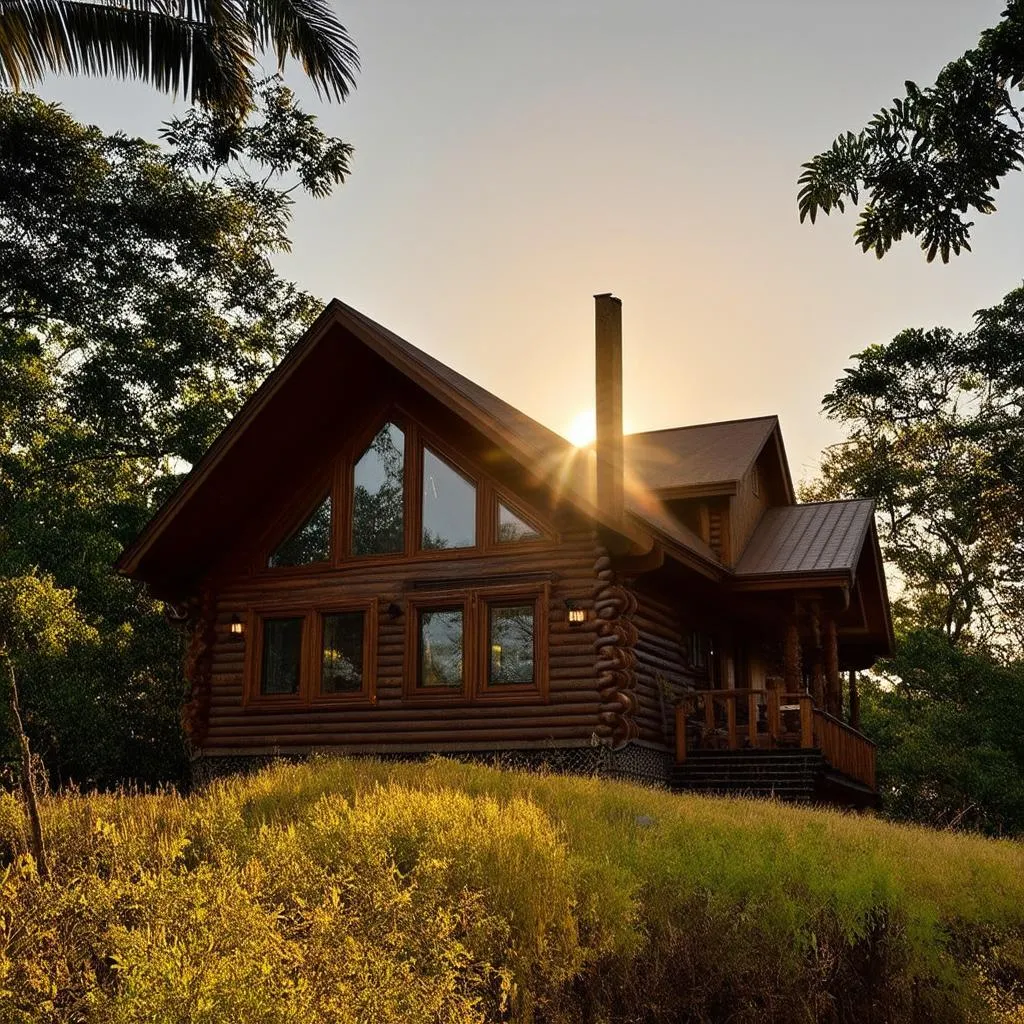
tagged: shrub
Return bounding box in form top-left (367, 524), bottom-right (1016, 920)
top-left (0, 757), bottom-right (1022, 1022)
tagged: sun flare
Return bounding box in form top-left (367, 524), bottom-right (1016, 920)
top-left (566, 408), bottom-right (596, 448)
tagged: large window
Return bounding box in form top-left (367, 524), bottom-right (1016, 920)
top-left (249, 605), bottom-right (375, 704)
top-left (421, 448), bottom-right (476, 550)
top-left (260, 413), bottom-right (553, 570)
top-left (353, 422), bottom-right (405, 556)
top-left (260, 616), bottom-right (304, 695)
top-left (268, 495), bottom-right (331, 567)
top-left (406, 589), bottom-right (547, 701)
top-left (417, 607), bottom-right (464, 688)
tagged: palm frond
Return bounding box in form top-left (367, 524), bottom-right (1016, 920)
top-left (0, 0), bottom-right (358, 111)
top-left (244, 0), bottom-right (358, 101)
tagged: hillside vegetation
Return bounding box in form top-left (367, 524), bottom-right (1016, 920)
top-left (1, 757), bottom-right (1023, 1023)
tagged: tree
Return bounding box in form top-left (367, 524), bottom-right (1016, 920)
top-left (0, 571), bottom-right (96, 874)
top-left (807, 287), bottom-right (1024, 834)
top-left (860, 629), bottom-right (1024, 836)
top-left (0, 82), bottom-right (348, 787)
top-left (805, 283), bottom-right (1024, 649)
top-left (0, 0), bottom-right (358, 114)
top-left (798, 0), bottom-right (1024, 261)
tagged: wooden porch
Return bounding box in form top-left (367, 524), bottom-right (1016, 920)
top-left (672, 688), bottom-right (877, 804)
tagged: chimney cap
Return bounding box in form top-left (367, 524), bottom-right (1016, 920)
top-left (593, 292), bottom-right (621, 303)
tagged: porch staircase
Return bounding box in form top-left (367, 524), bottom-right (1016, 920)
top-left (669, 749), bottom-right (825, 804)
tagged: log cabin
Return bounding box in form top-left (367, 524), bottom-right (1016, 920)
top-left (118, 295), bottom-right (893, 804)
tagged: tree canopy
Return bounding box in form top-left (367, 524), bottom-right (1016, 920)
top-left (0, 82), bottom-right (347, 786)
top-left (798, 0), bottom-right (1024, 261)
top-left (805, 284), bottom-right (1024, 649)
top-left (807, 285), bottom-right (1024, 835)
top-left (0, 0), bottom-right (358, 113)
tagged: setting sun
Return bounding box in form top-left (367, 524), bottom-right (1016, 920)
top-left (566, 408), bottom-right (595, 448)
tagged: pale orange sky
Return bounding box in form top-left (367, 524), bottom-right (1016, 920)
top-left (34, 0), bottom-right (1024, 483)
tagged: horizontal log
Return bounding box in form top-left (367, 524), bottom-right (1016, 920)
top-left (204, 725), bottom-right (599, 746)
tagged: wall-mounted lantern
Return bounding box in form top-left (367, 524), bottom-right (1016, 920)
top-left (229, 614), bottom-right (245, 638)
top-left (386, 601), bottom-right (403, 621)
top-left (565, 599), bottom-right (586, 626)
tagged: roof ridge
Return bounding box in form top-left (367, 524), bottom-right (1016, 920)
top-left (625, 414), bottom-right (778, 437)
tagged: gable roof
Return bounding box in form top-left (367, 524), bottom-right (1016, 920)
top-left (625, 417), bottom-right (780, 494)
top-left (735, 499), bottom-right (875, 578)
top-left (116, 298), bottom-right (884, 640)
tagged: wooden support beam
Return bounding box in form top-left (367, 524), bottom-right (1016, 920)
top-left (799, 694), bottom-right (814, 749)
top-left (748, 692), bottom-right (758, 749)
top-left (809, 601), bottom-right (825, 707)
top-left (726, 696), bottom-right (738, 750)
top-left (825, 617), bottom-right (840, 716)
top-left (675, 703), bottom-right (687, 763)
top-left (768, 688), bottom-right (781, 747)
top-left (849, 669), bottom-right (861, 731)
top-left (784, 621), bottom-right (802, 692)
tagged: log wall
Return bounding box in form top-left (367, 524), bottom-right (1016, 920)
top-left (628, 582), bottom-right (702, 749)
top-left (199, 525), bottom-right (606, 755)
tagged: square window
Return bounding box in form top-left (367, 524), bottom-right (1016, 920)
top-left (418, 607), bottom-right (464, 688)
top-left (321, 611), bottom-right (364, 694)
top-left (488, 603), bottom-right (535, 685)
top-left (260, 617), bottom-right (304, 695)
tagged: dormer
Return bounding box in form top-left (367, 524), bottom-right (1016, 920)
top-left (624, 416), bottom-right (794, 566)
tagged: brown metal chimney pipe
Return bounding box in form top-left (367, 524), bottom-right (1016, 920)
top-left (595, 292), bottom-right (624, 520)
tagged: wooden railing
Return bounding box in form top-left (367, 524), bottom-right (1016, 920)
top-left (812, 709), bottom-right (876, 791)
top-left (674, 689), bottom-right (812, 759)
top-left (673, 689), bottom-right (876, 791)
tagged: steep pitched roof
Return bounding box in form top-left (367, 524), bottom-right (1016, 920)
top-left (735, 499), bottom-right (875, 577)
top-left (625, 418), bottom-right (779, 492)
top-left (116, 298), bottom-right (880, 631)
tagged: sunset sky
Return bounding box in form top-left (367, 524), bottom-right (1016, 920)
top-left (34, 0), bottom-right (1024, 482)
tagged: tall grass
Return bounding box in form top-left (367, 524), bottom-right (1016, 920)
top-left (1, 756), bottom-right (1023, 1022)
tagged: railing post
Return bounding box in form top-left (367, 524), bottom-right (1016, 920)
top-left (748, 692), bottom-right (758, 749)
top-left (768, 689), bottom-right (781, 747)
top-left (799, 695), bottom-right (814, 749)
top-left (675, 704), bottom-right (687, 763)
top-left (726, 694), bottom-right (738, 749)
top-left (704, 693), bottom-right (715, 736)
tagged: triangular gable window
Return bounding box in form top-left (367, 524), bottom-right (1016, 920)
top-left (497, 502), bottom-right (542, 543)
top-left (269, 495), bottom-right (331, 567)
top-left (422, 448), bottom-right (476, 550)
top-left (353, 422), bottom-right (405, 556)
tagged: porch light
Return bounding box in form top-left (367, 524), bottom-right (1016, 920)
top-left (565, 600), bottom-right (586, 626)
top-left (386, 602), bottom-right (403, 620)
top-left (229, 614), bottom-right (245, 637)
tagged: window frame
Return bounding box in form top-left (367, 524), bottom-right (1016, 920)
top-left (312, 603), bottom-right (378, 706)
top-left (246, 608), bottom-right (311, 706)
top-left (412, 432), bottom-right (485, 559)
top-left (404, 593), bottom-right (473, 701)
top-left (476, 586), bottom-right (549, 703)
top-left (490, 494), bottom-right (550, 550)
top-left (244, 601), bottom-right (377, 707)
top-left (345, 414), bottom-right (412, 563)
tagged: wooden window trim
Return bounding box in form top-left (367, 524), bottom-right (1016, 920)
top-left (486, 490), bottom-right (554, 553)
top-left (414, 431), bottom-right (482, 559)
top-left (256, 480), bottom-right (335, 576)
top-left (243, 602), bottom-right (377, 708)
top-left (245, 608), bottom-right (312, 707)
top-left (345, 410), bottom-right (412, 564)
top-left (311, 601), bottom-right (378, 707)
top-left (475, 583), bottom-right (549, 704)
top-left (404, 593), bottom-right (472, 702)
